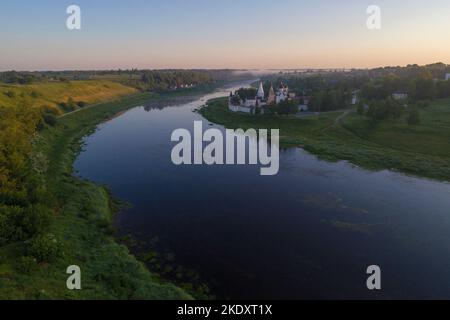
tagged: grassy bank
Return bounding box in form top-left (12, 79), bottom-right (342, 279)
top-left (200, 98), bottom-right (450, 181)
top-left (0, 80), bottom-right (138, 114)
top-left (1, 90), bottom-right (215, 299)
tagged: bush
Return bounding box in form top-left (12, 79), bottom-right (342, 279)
top-left (408, 107), bottom-right (421, 126)
top-left (0, 205), bottom-right (50, 244)
top-left (59, 102), bottom-right (68, 111)
top-left (40, 105), bottom-right (59, 115)
top-left (59, 99), bottom-right (77, 112)
top-left (417, 101), bottom-right (430, 109)
top-left (16, 256), bottom-right (38, 274)
top-left (43, 113), bottom-right (57, 126)
top-left (0, 207), bottom-right (16, 245)
top-left (271, 100), bottom-right (298, 115)
top-left (26, 234), bottom-right (62, 263)
top-left (67, 97), bottom-right (76, 110)
top-left (4, 91), bottom-right (15, 98)
top-left (357, 102), bottom-right (365, 115)
top-left (77, 101), bottom-right (87, 108)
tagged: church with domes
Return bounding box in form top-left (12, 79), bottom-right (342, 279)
top-left (228, 81), bottom-right (299, 114)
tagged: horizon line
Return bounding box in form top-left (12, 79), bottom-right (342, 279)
top-left (1, 62), bottom-right (449, 73)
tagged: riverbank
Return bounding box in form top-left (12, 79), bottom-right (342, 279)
top-left (200, 98), bottom-right (450, 182)
top-left (0, 80), bottom-right (138, 115)
top-left (0, 86), bottom-right (220, 299)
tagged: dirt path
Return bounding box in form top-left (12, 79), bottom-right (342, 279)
top-left (335, 109), bottom-right (355, 125)
top-left (57, 98), bottom-right (122, 119)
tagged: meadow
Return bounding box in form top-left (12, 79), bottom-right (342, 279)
top-left (200, 98), bottom-right (450, 181)
top-left (0, 80), bottom-right (137, 114)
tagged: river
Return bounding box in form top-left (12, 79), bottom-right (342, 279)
top-left (74, 82), bottom-right (450, 299)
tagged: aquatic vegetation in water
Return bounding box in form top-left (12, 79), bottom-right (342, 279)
top-left (301, 193), bottom-right (369, 215)
top-left (324, 220), bottom-right (374, 235)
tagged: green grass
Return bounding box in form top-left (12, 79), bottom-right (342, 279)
top-left (200, 98), bottom-right (450, 181)
top-left (0, 91), bottom-right (214, 299)
top-left (0, 80), bottom-right (138, 114)
top-left (342, 100), bottom-right (450, 158)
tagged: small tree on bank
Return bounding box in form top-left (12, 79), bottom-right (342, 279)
top-left (407, 107), bottom-right (421, 126)
top-left (357, 101), bottom-right (365, 115)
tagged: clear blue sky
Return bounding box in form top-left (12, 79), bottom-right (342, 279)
top-left (1, 0), bottom-right (449, 70)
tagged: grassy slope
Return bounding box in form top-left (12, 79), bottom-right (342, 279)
top-left (0, 92), bottom-right (194, 299)
top-left (0, 80), bottom-right (137, 113)
top-left (200, 98), bottom-right (450, 181)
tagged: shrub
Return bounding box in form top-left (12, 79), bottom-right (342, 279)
top-left (26, 234), bottom-right (62, 263)
top-left (59, 99), bottom-right (76, 112)
top-left (0, 207), bottom-right (16, 245)
top-left (40, 105), bottom-right (59, 115)
top-left (408, 107), bottom-right (421, 126)
top-left (357, 102), bottom-right (365, 115)
top-left (417, 101), bottom-right (430, 108)
top-left (0, 205), bottom-right (50, 244)
top-left (271, 100), bottom-right (298, 115)
top-left (16, 256), bottom-right (38, 274)
top-left (59, 102), bottom-right (68, 111)
top-left (4, 91), bottom-right (15, 98)
top-left (43, 113), bottom-right (57, 126)
top-left (77, 101), bottom-right (87, 108)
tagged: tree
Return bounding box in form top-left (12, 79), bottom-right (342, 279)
top-left (386, 98), bottom-right (402, 119)
top-left (43, 113), bottom-right (57, 127)
top-left (414, 76), bottom-right (436, 100)
top-left (272, 100), bottom-right (298, 115)
top-left (308, 92), bottom-right (323, 112)
top-left (236, 88), bottom-right (257, 100)
top-left (357, 101), bottom-right (365, 115)
top-left (407, 107), bottom-right (421, 126)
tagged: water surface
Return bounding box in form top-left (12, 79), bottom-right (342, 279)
top-left (75, 83), bottom-right (450, 299)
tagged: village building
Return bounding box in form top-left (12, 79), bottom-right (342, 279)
top-left (228, 81), bottom-right (267, 114)
top-left (351, 90), bottom-right (359, 105)
top-left (446, 73), bottom-right (450, 81)
top-left (298, 104), bottom-right (309, 112)
top-left (392, 93), bottom-right (408, 100)
top-left (297, 95), bottom-right (310, 112)
top-left (228, 81), bottom-right (308, 114)
top-left (267, 85), bottom-right (276, 105)
top-left (276, 83), bottom-right (289, 104)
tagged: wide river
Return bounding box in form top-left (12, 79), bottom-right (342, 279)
top-left (74, 82), bottom-right (450, 299)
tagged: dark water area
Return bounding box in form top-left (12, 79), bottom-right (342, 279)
top-left (74, 82), bottom-right (450, 299)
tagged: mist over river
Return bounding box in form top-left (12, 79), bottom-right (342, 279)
top-left (74, 82), bottom-right (450, 299)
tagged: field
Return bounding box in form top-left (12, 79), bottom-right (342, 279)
top-left (342, 99), bottom-right (450, 159)
top-left (200, 98), bottom-right (450, 181)
top-left (0, 80), bottom-right (137, 114)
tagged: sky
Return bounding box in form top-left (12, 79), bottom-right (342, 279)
top-left (1, 0), bottom-right (449, 71)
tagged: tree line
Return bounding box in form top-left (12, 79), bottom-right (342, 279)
top-left (133, 70), bottom-right (213, 91)
top-left (361, 71), bottom-right (450, 101)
